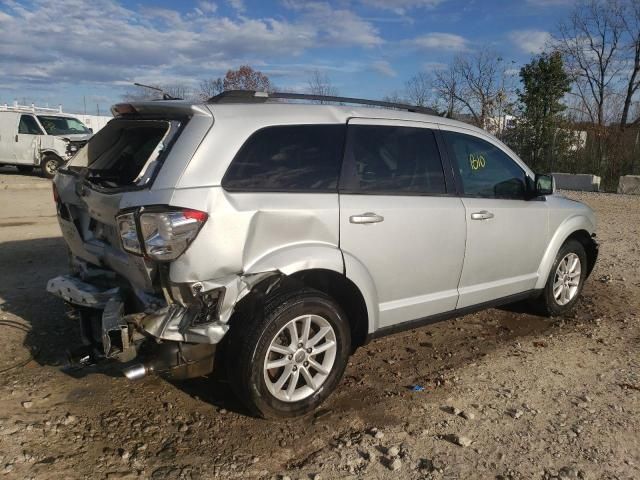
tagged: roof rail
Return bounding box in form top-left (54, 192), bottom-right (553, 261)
top-left (0, 102), bottom-right (64, 114)
top-left (207, 90), bottom-right (438, 115)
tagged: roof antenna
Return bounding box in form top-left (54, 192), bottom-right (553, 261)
top-left (133, 82), bottom-right (181, 100)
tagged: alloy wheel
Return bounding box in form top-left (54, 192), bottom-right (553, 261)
top-left (553, 252), bottom-right (581, 306)
top-left (263, 314), bottom-right (337, 402)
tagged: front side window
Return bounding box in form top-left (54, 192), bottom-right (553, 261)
top-left (340, 125), bottom-right (446, 194)
top-left (223, 124), bottom-right (345, 192)
top-left (37, 115), bottom-right (90, 135)
top-left (443, 131), bottom-right (527, 199)
top-left (18, 115), bottom-right (43, 135)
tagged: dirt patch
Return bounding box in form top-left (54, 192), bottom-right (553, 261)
top-left (0, 190), bottom-right (638, 479)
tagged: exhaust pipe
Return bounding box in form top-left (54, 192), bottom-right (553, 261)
top-left (121, 342), bottom-right (216, 381)
top-left (122, 363), bottom-right (150, 380)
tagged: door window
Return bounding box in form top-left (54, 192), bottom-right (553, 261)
top-left (341, 125), bottom-right (446, 194)
top-left (443, 131), bottom-right (527, 199)
top-left (18, 115), bottom-right (44, 135)
top-left (222, 124), bottom-right (345, 192)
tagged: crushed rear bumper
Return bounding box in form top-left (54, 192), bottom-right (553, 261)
top-left (46, 273), bottom-right (219, 380)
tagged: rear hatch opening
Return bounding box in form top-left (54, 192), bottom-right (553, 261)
top-left (66, 118), bottom-right (184, 191)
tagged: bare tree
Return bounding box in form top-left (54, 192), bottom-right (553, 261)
top-left (457, 51), bottom-right (506, 128)
top-left (404, 72), bottom-right (432, 107)
top-left (198, 77), bottom-right (224, 100)
top-left (433, 65), bottom-right (460, 118)
top-left (556, 0), bottom-right (624, 128)
top-left (432, 51), bottom-right (507, 128)
top-left (382, 91), bottom-right (409, 104)
top-left (620, 0), bottom-right (640, 128)
top-left (307, 69), bottom-right (338, 101)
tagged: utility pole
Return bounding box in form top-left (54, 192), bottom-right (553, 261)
top-left (83, 96), bottom-right (87, 115)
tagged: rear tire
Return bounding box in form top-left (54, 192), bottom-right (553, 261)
top-left (225, 288), bottom-right (351, 418)
top-left (41, 154), bottom-right (63, 179)
top-left (533, 239), bottom-right (587, 316)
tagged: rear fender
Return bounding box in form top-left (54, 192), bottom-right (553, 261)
top-left (342, 251), bottom-right (379, 334)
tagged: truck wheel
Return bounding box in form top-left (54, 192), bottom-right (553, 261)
top-left (226, 288), bottom-right (351, 418)
top-left (16, 165), bottom-right (34, 173)
top-left (41, 154), bottom-right (62, 179)
top-left (533, 239), bottom-right (587, 316)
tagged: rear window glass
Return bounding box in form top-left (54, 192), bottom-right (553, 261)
top-left (222, 124), bottom-right (345, 192)
top-left (69, 119), bottom-right (179, 189)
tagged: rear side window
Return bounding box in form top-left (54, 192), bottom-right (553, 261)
top-left (222, 125), bottom-right (345, 192)
top-left (340, 125), bottom-right (446, 194)
top-left (443, 131), bottom-right (527, 199)
top-left (18, 115), bottom-right (43, 135)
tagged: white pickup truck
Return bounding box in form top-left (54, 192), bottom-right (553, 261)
top-left (0, 108), bottom-right (93, 178)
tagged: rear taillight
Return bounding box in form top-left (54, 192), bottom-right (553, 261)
top-left (116, 208), bottom-right (207, 261)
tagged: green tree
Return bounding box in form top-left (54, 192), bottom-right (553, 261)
top-left (508, 52), bottom-right (572, 172)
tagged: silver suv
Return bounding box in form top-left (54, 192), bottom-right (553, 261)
top-left (47, 91), bottom-right (598, 418)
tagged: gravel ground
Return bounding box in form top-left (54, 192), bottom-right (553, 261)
top-left (0, 185), bottom-right (638, 480)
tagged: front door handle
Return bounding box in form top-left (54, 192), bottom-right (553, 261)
top-left (470, 210), bottom-right (494, 220)
top-left (350, 212), bottom-right (384, 224)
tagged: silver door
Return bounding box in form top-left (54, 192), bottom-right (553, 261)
top-left (339, 118), bottom-right (466, 329)
top-left (441, 128), bottom-right (549, 308)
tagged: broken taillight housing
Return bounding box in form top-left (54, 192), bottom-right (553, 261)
top-left (117, 208), bottom-right (207, 261)
top-left (117, 212), bottom-right (143, 255)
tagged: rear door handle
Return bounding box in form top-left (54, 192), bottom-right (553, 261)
top-left (350, 212), bottom-right (384, 224)
top-left (470, 210), bottom-right (494, 220)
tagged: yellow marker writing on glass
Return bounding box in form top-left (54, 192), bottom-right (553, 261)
top-left (469, 153), bottom-right (486, 170)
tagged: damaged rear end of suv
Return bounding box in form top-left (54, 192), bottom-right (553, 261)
top-left (48, 96), bottom-right (357, 419)
top-left (48, 101), bottom-right (226, 382)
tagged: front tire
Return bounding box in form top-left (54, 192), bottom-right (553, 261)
top-left (534, 239), bottom-right (587, 316)
top-left (226, 288), bottom-right (351, 418)
top-left (41, 154), bottom-right (63, 179)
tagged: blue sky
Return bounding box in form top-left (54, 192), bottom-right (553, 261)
top-left (0, 0), bottom-right (573, 115)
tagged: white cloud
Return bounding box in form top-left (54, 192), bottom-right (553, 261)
top-left (422, 61), bottom-right (447, 71)
top-left (228, 0), bottom-right (245, 12)
top-left (283, 2), bottom-right (383, 48)
top-left (0, 0), bottom-right (382, 93)
top-left (411, 32), bottom-right (468, 51)
top-left (509, 30), bottom-right (551, 54)
top-left (371, 60), bottom-right (397, 77)
top-left (525, 0), bottom-right (572, 6)
top-left (198, 1), bottom-right (218, 14)
top-left (359, 0), bottom-right (445, 15)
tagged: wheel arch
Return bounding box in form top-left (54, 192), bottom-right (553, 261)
top-left (38, 149), bottom-right (64, 165)
top-left (288, 268), bottom-right (370, 350)
top-left (535, 215), bottom-right (597, 289)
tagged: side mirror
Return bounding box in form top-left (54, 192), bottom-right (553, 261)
top-left (535, 173), bottom-right (554, 196)
top-left (88, 128), bottom-right (93, 134)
